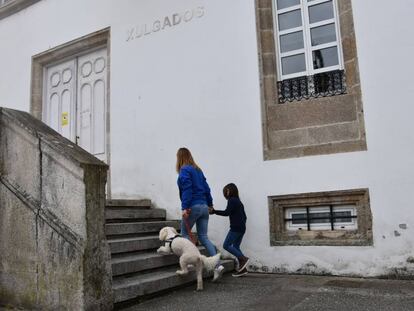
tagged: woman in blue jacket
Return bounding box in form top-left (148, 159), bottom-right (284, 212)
top-left (176, 147), bottom-right (224, 281)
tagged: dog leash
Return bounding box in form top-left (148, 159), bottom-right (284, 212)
top-left (183, 214), bottom-right (197, 245)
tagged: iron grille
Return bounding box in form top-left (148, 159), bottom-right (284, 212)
top-left (285, 206), bottom-right (357, 231)
top-left (277, 70), bottom-right (346, 103)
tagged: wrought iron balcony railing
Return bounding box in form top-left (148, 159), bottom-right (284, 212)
top-left (277, 70), bottom-right (346, 104)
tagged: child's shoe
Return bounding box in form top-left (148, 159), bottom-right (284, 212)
top-left (237, 256), bottom-right (250, 272)
top-left (212, 265), bottom-right (224, 282)
top-left (232, 267), bottom-right (248, 277)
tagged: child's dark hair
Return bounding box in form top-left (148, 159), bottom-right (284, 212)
top-left (223, 183), bottom-right (239, 199)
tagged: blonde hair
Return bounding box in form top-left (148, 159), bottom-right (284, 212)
top-left (176, 147), bottom-right (201, 173)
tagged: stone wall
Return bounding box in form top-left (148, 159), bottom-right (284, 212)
top-left (0, 107), bottom-right (113, 310)
top-left (255, 0), bottom-right (367, 160)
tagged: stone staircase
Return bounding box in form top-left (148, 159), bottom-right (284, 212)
top-left (105, 199), bottom-right (234, 305)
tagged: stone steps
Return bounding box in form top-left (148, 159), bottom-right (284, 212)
top-left (108, 234), bottom-right (161, 254)
top-left (105, 207), bottom-right (166, 221)
top-left (105, 199), bottom-right (234, 305)
top-left (106, 199), bottom-right (151, 208)
top-left (111, 247), bottom-right (208, 276)
top-left (105, 220), bottom-right (180, 236)
top-left (112, 259), bottom-right (235, 303)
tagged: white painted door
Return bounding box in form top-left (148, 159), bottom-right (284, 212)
top-left (44, 59), bottom-right (77, 141)
top-left (44, 49), bottom-right (108, 163)
top-left (77, 49), bottom-right (107, 162)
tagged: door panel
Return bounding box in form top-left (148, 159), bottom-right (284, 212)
top-left (49, 93), bottom-right (60, 131)
top-left (44, 59), bottom-right (76, 141)
top-left (77, 49), bottom-right (107, 162)
top-left (61, 90), bottom-right (71, 139)
top-left (79, 83), bottom-right (92, 150)
top-left (93, 79), bottom-right (105, 155)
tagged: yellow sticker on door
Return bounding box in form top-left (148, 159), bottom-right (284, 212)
top-left (62, 112), bottom-right (69, 126)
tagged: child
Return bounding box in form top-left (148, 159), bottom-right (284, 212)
top-left (209, 183), bottom-right (249, 277)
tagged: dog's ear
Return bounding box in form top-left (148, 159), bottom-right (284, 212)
top-left (171, 227), bottom-right (178, 235)
top-left (166, 227), bottom-right (178, 237)
top-left (159, 228), bottom-right (168, 241)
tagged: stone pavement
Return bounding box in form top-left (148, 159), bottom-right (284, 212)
top-left (119, 273), bottom-right (414, 311)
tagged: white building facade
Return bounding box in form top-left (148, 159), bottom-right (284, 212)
top-left (0, 0), bottom-right (413, 277)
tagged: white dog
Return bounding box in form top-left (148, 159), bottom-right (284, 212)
top-left (157, 226), bottom-right (221, 290)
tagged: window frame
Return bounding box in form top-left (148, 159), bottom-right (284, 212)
top-left (255, 0), bottom-right (367, 160)
top-left (268, 189), bottom-right (373, 246)
top-left (273, 0), bottom-right (344, 81)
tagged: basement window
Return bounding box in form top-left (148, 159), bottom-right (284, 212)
top-left (285, 205), bottom-right (357, 231)
top-left (268, 189), bottom-right (372, 246)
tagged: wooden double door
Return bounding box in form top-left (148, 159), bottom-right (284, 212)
top-left (43, 48), bottom-right (108, 163)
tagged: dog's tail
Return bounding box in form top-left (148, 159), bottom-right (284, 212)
top-left (200, 253), bottom-right (221, 271)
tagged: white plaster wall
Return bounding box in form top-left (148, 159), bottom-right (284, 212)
top-left (0, 0), bottom-right (413, 276)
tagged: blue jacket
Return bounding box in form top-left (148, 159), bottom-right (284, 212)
top-left (177, 165), bottom-right (213, 210)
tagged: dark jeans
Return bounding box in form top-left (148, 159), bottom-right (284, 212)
top-left (223, 230), bottom-right (245, 258)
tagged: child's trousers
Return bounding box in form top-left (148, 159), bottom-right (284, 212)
top-left (223, 230), bottom-right (245, 258)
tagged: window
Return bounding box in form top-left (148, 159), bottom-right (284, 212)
top-left (255, 0), bottom-right (367, 160)
top-left (268, 189), bottom-right (372, 246)
top-left (285, 205), bottom-right (357, 231)
top-left (274, 0), bottom-right (345, 102)
top-left (275, 0), bottom-right (342, 79)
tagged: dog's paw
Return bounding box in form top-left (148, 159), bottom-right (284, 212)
top-left (176, 270), bottom-right (188, 276)
top-left (157, 246), bottom-right (170, 254)
top-left (196, 286), bottom-right (203, 291)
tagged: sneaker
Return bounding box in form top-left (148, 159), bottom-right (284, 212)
top-left (237, 256), bottom-right (250, 272)
top-left (232, 268), bottom-right (248, 277)
top-left (212, 265), bottom-right (225, 282)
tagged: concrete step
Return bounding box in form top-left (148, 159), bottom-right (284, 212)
top-left (111, 247), bottom-right (208, 276)
top-left (113, 259), bottom-right (235, 303)
top-left (106, 220), bottom-right (180, 236)
top-left (105, 208), bottom-right (166, 221)
top-left (108, 235), bottom-right (161, 254)
top-left (106, 199), bottom-right (151, 208)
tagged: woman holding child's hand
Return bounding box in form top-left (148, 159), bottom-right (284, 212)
top-left (176, 147), bottom-right (224, 281)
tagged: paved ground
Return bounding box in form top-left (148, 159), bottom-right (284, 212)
top-left (120, 273), bottom-right (414, 311)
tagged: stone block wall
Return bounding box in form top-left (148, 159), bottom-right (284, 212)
top-left (255, 0), bottom-right (367, 160)
top-left (0, 107), bottom-right (112, 310)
